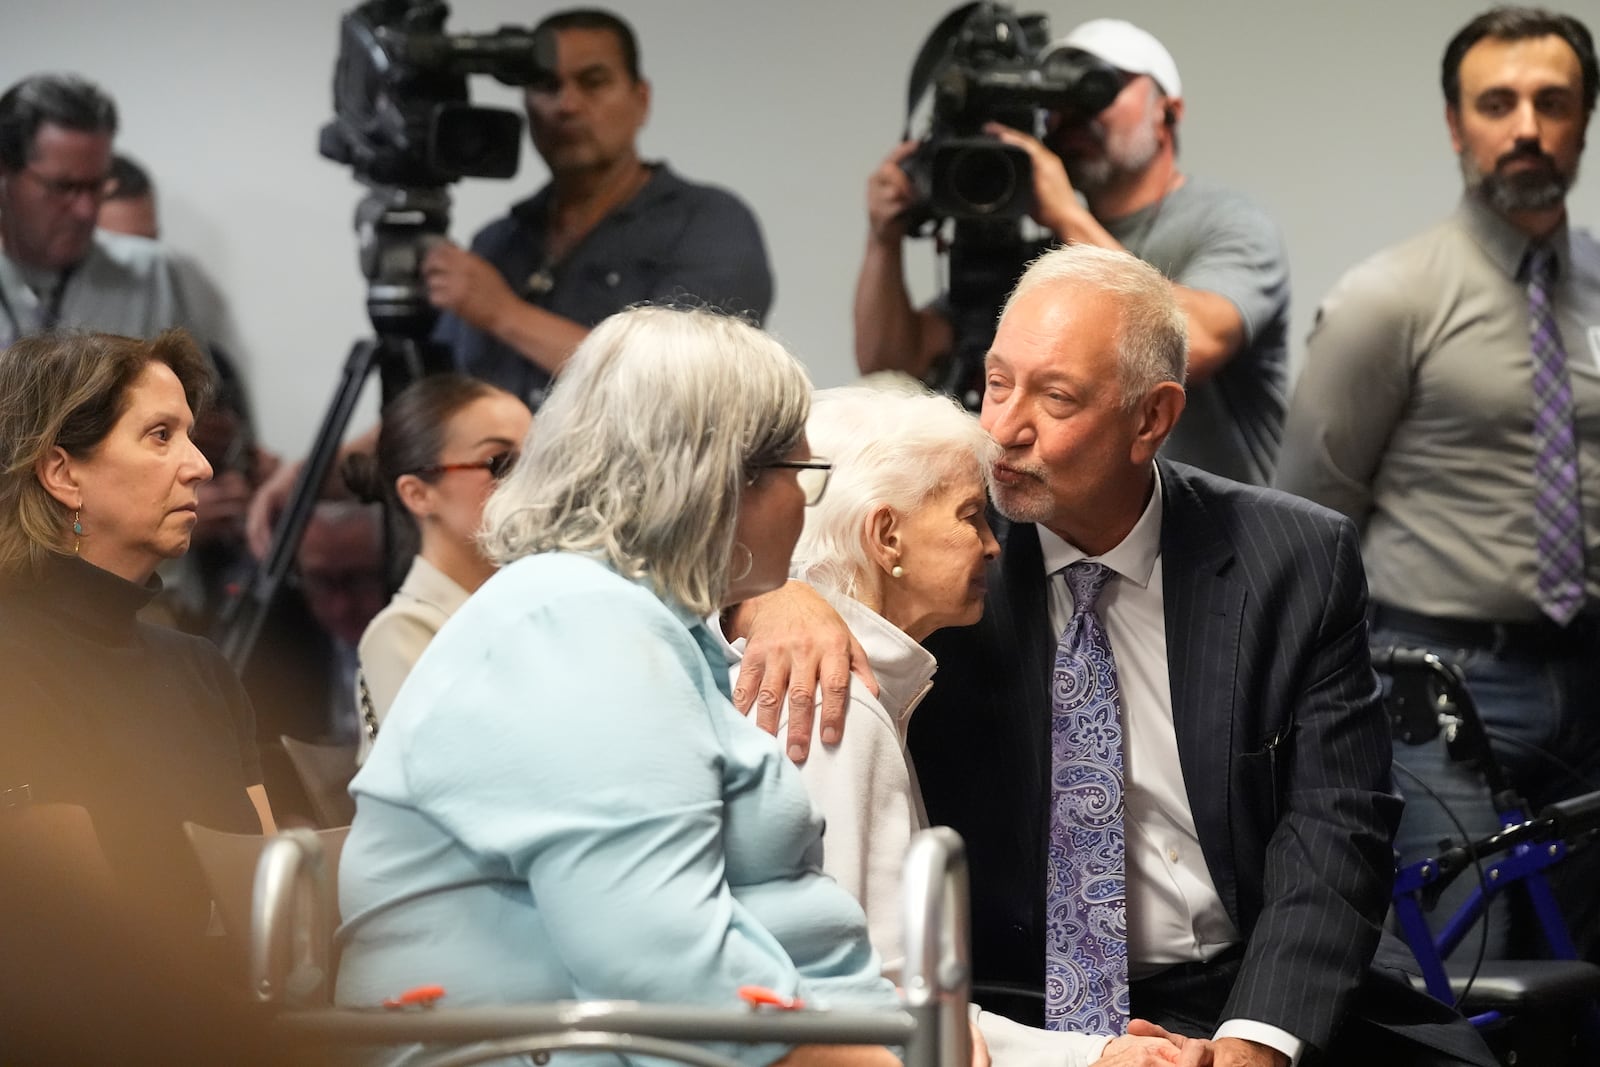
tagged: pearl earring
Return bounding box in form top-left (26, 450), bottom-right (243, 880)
top-left (891, 565), bottom-right (905, 579)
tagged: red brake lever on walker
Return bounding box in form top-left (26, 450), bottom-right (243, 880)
top-left (738, 985), bottom-right (806, 1011)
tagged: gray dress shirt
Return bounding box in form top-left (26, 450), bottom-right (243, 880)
top-left (0, 230), bottom-right (206, 347)
top-left (1277, 196), bottom-right (1600, 621)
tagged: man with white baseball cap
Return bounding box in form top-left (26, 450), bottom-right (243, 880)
top-left (1049, 18), bottom-right (1182, 96)
top-left (854, 16), bottom-right (1291, 489)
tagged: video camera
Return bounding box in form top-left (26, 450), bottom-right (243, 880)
top-left (319, 0), bottom-right (549, 187)
top-left (319, 0), bottom-right (551, 338)
top-left (902, 2), bottom-right (1120, 226)
top-left (221, 0), bottom-right (552, 674)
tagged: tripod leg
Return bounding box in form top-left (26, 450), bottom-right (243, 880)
top-left (218, 339), bottom-right (384, 670)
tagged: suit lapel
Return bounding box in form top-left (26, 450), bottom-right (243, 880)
top-left (993, 517), bottom-right (1053, 717)
top-left (1157, 461), bottom-right (1247, 924)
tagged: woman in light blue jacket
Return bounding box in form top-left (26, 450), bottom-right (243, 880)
top-left (335, 306), bottom-right (905, 1067)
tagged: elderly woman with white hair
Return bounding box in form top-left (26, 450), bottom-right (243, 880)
top-left (334, 307), bottom-right (933, 1067)
top-left (751, 383), bottom-right (1197, 1067)
top-left (749, 383), bottom-right (1000, 976)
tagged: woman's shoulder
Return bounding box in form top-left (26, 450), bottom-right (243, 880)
top-left (479, 553), bottom-right (688, 631)
top-left (135, 617), bottom-right (232, 671)
top-left (778, 674), bottom-right (898, 743)
top-left (367, 574), bottom-right (455, 643)
top-left (142, 624), bottom-right (254, 712)
top-left (392, 556), bottom-right (471, 616)
top-left (359, 597), bottom-right (442, 665)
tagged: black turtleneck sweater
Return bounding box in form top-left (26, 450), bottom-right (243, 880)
top-left (0, 553), bottom-right (261, 926)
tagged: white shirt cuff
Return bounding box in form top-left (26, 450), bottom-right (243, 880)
top-left (1213, 1019), bottom-right (1303, 1065)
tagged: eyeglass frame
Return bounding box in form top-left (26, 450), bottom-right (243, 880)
top-left (757, 459), bottom-right (833, 506)
top-left (18, 166), bottom-right (116, 202)
top-left (409, 449), bottom-right (519, 480)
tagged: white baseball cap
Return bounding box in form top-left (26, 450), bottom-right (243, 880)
top-left (1046, 18), bottom-right (1182, 99)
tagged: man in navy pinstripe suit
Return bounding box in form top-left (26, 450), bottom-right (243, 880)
top-left (902, 245), bottom-right (1495, 1066)
top-left (740, 244), bottom-right (1492, 1066)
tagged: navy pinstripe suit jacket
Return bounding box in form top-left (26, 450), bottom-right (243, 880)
top-left (913, 459), bottom-right (1490, 1062)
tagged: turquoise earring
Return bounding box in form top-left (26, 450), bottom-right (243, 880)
top-left (73, 509), bottom-right (82, 554)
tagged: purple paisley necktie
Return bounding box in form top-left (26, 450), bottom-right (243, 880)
top-left (1528, 244), bottom-right (1585, 625)
top-left (1045, 560), bottom-right (1128, 1034)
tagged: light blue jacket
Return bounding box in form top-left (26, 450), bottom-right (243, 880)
top-left (336, 553), bottom-right (896, 1065)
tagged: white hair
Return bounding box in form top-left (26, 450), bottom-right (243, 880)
top-left (792, 380), bottom-right (999, 601)
top-left (480, 306), bottom-right (811, 616)
top-left (1004, 243), bottom-right (1188, 409)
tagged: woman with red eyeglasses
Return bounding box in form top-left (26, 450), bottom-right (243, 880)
top-left (342, 374), bottom-right (531, 760)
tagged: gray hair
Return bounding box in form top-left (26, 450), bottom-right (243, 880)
top-left (1003, 244), bottom-right (1187, 410)
top-left (792, 381), bottom-right (999, 602)
top-left (481, 306), bottom-right (811, 616)
top-left (0, 74), bottom-right (118, 170)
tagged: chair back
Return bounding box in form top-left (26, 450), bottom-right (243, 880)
top-left (184, 822), bottom-right (349, 978)
top-left (280, 735), bottom-right (358, 828)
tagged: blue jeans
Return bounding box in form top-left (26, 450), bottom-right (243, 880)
top-left (1375, 621), bottom-right (1600, 961)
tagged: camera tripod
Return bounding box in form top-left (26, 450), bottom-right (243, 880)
top-left (217, 185), bottom-right (456, 672)
top-left (935, 218), bottom-right (1037, 411)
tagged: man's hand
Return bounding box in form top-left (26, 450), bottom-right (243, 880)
top-left (250, 444), bottom-right (281, 489)
top-left (1188, 1038), bottom-right (1281, 1067)
top-left (968, 1018), bottom-right (991, 1067)
top-left (866, 140), bottom-right (923, 244)
top-left (982, 122), bottom-right (1092, 242)
top-left (245, 457), bottom-right (303, 560)
top-left (726, 580), bottom-right (878, 762)
top-left (422, 241), bottom-right (519, 334)
top-left (1091, 1038), bottom-right (1182, 1065)
top-left (1094, 1019), bottom-right (1214, 1065)
top-left (195, 467), bottom-right (255, 548)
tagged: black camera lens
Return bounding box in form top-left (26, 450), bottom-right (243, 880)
top-left (923, 138), bottom-right (1032, 219)
top-left (945, 145), bottom-right (1018, 215)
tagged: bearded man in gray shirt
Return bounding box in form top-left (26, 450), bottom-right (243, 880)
top-left (1276, 6), bottom-right (1600, 961)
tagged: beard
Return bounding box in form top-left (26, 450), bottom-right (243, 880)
top-left (1065, 153), bottom-right (1114, 194)
top-left (1461, 144), bottom-right (1575, 214)
top-left (1060, 98), bottom-right (1162, 194)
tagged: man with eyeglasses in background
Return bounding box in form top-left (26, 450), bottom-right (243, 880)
top-left (0, 74), bottom-right (209, 348)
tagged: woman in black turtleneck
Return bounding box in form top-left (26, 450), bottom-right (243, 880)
top-left (0, 328), bottom-right (273, 931)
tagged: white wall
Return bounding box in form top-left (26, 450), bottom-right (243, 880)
top-left (4, 0), bottom-right (1597, 455)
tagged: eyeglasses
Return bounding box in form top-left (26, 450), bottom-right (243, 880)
top-left (21, 167), bottom-right (115, 202)
top-left (411, 450), bottom-right (519, 480)
top-left (760, 459), bottom-right (832, 506)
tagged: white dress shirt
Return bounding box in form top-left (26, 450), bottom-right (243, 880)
top-left (1038, 469), bottom-right (1302, 1064)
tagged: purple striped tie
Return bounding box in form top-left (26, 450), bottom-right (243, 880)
top-left (1528, 245), bottom-right (1585, 626)
top-left (1045, 560), bottom-right (1128, 1035)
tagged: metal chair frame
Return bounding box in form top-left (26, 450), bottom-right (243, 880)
top-left (252, 826), bottom-right (973, 1067)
